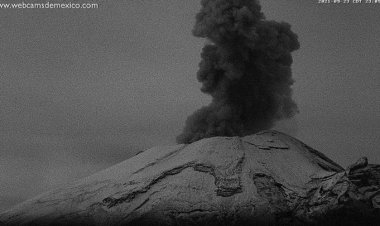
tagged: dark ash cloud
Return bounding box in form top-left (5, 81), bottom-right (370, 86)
top-left (177, 0), bottom-right (300, 143)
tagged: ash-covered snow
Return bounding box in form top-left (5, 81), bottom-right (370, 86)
top-left (0, 131), bottom-right (347, 225)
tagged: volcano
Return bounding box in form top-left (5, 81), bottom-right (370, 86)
top-left (0, 131), bottom-right (379, 225)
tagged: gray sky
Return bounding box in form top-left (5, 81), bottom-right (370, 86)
top-left (0, 0), bottom-right (379, 212)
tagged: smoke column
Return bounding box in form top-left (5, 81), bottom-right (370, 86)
top-left (177, 0), bottom-right (300, 144)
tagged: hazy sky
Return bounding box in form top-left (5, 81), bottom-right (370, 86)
top-left (0, 0), bottom-right (379, 212)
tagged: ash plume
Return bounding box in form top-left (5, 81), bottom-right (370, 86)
top-left (177, 0), bottom-right (300, 144)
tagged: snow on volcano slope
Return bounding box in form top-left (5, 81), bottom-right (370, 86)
top-left (0, 130), bottom-right (364, 225)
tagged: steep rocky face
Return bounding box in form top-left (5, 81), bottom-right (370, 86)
top-left (0, 131), bottom-right (379, 225)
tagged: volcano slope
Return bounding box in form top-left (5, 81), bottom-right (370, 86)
top-left (0, 130), bottom-right (379, 225)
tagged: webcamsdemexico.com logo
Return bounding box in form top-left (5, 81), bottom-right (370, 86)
top-left (0, 1), bottom-right (99, 9)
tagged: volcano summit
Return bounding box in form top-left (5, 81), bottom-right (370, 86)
top-left (1, 131), bottom-right (379, 225)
